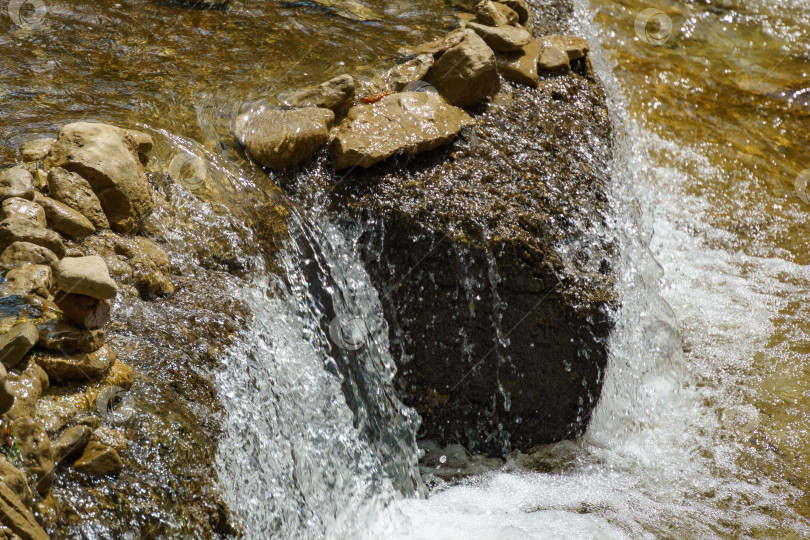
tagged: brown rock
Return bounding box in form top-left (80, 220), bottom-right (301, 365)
top-left (538, 34), bottom-right (590, 60)
top-left (0, 198), bottom-right (45, 228)
top-left (329, 92), bottom-right (472, 169)
top-left (475, 0), bottom-right (508, 26)
top-left (52, 425), bottom-right (92, 464)
top-left (49, 122), bottom-right (154, 233)
top-left (465, 21), bottom-right (532, 52)
top-left (72, 441), bottom-right (122, 477)
top-left (6, 365), bottom-right (45, 420)
top-left (122, 128), bottom-right (154, 155)
top-left (0, 242), bottom-right (59, 273)
top-left (35, 344), bottom-right (116, 383)
top-left (538, 45), bottom-right (571, 74)
top-left (372, 54), bottom-right (435, 93)
top-left (130, 256), bottom-right (173, 298)
top-left (0, 457), bottom-right (33, 508)
top-left (283, 74), bottom-right (355, 111)
top-left (399, 28), bottom-right (469, 58)
top-left (0, 481), bottom-right (49, 540)
top-left (19, 138), bottom-right (55, 163)
top-left (13, 417), bottom-right (53, 494)
top-left (0, 264), bottom-right (53, 299)
top-left (0, 218), bottom-right (66, 258)
top-left (492, 1), bottom-right (519, 24)
top-left (34, 192), bottom-right (95, 239)
top-left (232, 107), bottom-right (334, 170)
top-left (0, 365), bottom-right (13, 416)
top-left (89, 426), bottom-right (126, 452)
top-left (495, 40), bottom-right (543, 87)
top-left (53, 291), bottom-right (110, 329)
top-left (500, 0), bottom-right (530, 24)
top-left (0, 169), bottom-right (34, 202)
top-left (46, 166), bottom-right (109, 230)
top-left (424, 30), bottom-right (500, 107)
top-left (112, 235), bottom-right (171, 271)
top-left (0, 323), bottom-right (39, 369)
top-left (36, 320), bottom-right (105, 354)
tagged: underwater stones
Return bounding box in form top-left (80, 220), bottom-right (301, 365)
top-left (0, 481), bottom-right (49, 540)
top-left (495, 39), bottom-right (542, 87)
top-left (72, 440), bottom-right (122, 477)
top-left (36, 345), bottom-right (116, 383)
top-left (19, 138), bottom-right (55, 163)
top-left (465, 21), bottom-right (532, 52)
top-left (0, 218), bottom-right (65, 258)
top-left (46, 166), bottom-right (109, 230)
top-left (0, 242), bottom-right (59, 272)
top-left (13, 417), bottom-right (54, 494)
top-left (1, 198), bottom-right (46, 228)
top-left (56, 256), bottom-right (118, 300)
top-left (52, 425), bottom-right (92, 465)
top-left (328, 92), bottom-right (472, 169)
top-left (49, 122), bottom-right (154, 233)
top-left (0, 322), bottom-right (39, 368)
top-left (538, 45), bottom-right (571, 74)
top-left (284, 74), bottom-right (355, 111)
top-left (54, 292), bottom-right (111, 330)
top-left (0, 168), bottom-right (34, 202)
top-left (37, 320), bottom-right (105, 354)
top-left (424, 30), bottom-right (500, 107)
top-left (234, 107), bottom-right (334, 170)
top-left (35, 193), bottom-right (95, 239)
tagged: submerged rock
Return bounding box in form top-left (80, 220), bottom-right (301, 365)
top-left (372, 55), bottom-right (435, 93)
top-left (284, 74), bottom-right (355, 111)
top-left (52, 425), bottom-right (92, 464)
top-left (36, 344), bottom-right (116, 382)
top-left (233, 106), bottom-right (334, 170)
top-left (73, 440), bottom-right (122, 477)
top-left (424, 30), bottom-right (499, 107)
top-left (0, 365), bottom-right (14, 415)
top-left (37, 320), bottom-right (105, 354)
top-left (328, 92), bottom-right (472, 169)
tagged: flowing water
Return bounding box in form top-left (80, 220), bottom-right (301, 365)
top-left (2, 0), bottom-right (810, 537)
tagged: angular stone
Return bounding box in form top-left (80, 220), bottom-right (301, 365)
top-left (52, 425), bottom-right (92, 464)
top-left (425, 30), bottom-right (500, 107)
top-left (36, 344), bottom-right (116, 382)
top-left (0, 242), bottom-right (59, 272)
top-left (49, 122), bottom-right (154, 233)
top-left (0, 457), bottom-right (33, 508)
top-left (538, 34), bottom-right (590, 60)
top-left (46, 166), bottom-right (109, 230)
top-left (34, 192), bottom-right (95, 239)
top-left (0, 168), bottom-right (34, 202)
top-left (0, 198), bottom-right (45, 228)
top-left (475, 0), bottom-right (508, 26)
top-left (73, 440), bottom-right (122, 477)
top-left (0, 481), bottom-right (49, 540)
top-left (465, 21), bottom-right (532, 52)
top-left (0, 264), bottom-right (53, 299)
top-left (19, 138), bottom-right (55, 163)
top-left (538, 45), bottom-right (571, 74)
top-left (0, 218), bottom-right (66, 258)
top-left (53, 291), bottom-right (110, 329)
top-left (284, 74), bottom-right (355, 111)
top-left (36, 320), bottom-right (105, 354)
top-left (329, 92), bottom-right (472, 169)
top-left (0, 322), bottom-right (38, 368)
top-left (500, 0), bottom-right (530, 24)
top-left (13, 417), bottom-right (53, 494)
top-left (56, 256), bottom-right (118, 300)
top-left (372, 54), bottom-right (435, 93)
top-left (233, 107), bottom-right (334, 170)
top-left (495, 40), bottom-right (543, 88)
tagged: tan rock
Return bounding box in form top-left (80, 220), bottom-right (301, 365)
top-left (112, 235), bottom-right (170, 271)
top-left (0, 242), bottom-right (59, 273)
top-left (496, 39), bottom-right (543, 88)
top-left (0, 457), bottom-right (33, 508)
top-left (538, 45), bottom-right (571, 74)
top-left (36, 320), bottom-right (105, 354)
top-left (0, 218), bottom-right (65, 258)
top-left (0, 323), bottom-right (39, 369)
top-left (329, 92), bottom-right (472, 169)
top-left (36, 344), bottom-right (116, 383)
top-left (6, 365), bottom-right (45, 420)
top-left (0, 365), bottom-right (13, 415)
top-left (34, 192), bottom-right (95, 239)
top-left (0, 481), bottom-right (49, 540)
top-left (56, 256), bottom-right (118, 300)
top-left (465, 21), bottom-right (531, 52)
top-left (89, 426), bottom-right (127, 452)
top-left (46, 166), bottom-right (109, 230)
top-left (33, 396), bottom-right (81, 436)
top-left (500, 0), bottom-right (530, 24)
top-left (130, 256), bottom-right (173, 298)
top-left (372, 54), bottom-right (435, 93)
top-left (492, 1), bottom-right (519, 24)
top-left (52, 425), bottom-right (92, 464)
top-left (424, 30), bottom-right (500, 107)
top-left (399, 28), bottom-right (469, 58)
top-left (0, 198), bottom-right (45, 228)
top-left (284, 74), bottom-right (355, 111)
top-left (538, 34), bottom-right (590, 60)
top-left (49, 122), bottom-right (154, 233)
top-left (122, 129), bottom-right (153, 155)
top-left (72, 440), bottom-right (122, 477)
top-left (13, 417), bottom-right (53, 494)
top-left (233, 107), bottom-right (334, 170)
top-left (475, 0), bottom-right (508, 26)
top-left (19, 138), bottom-right (55, 163)
top-left (0, 169), bottom-right (34, 202)
top-left (0, 264), bottom-right (53, 299)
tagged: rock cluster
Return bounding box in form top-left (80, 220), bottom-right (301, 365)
top-left (233, 1), bottom-right (593, 172)
top-left (0, 123), bottom-right (174, 538)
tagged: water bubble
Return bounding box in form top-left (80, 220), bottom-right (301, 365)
top-left (439, 455), bottom-right (447, 464)
top-left (634, 8), bottom-right (673, 47)
top-left (96, 385), bottom-right (135, 424)
top-left (7, 0), bottom-right (47, 28)
top-left (795, 169), bottom-right (809, 203)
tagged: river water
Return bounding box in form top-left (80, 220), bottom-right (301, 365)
top-left (2, 0), bottom-right (809, 537)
